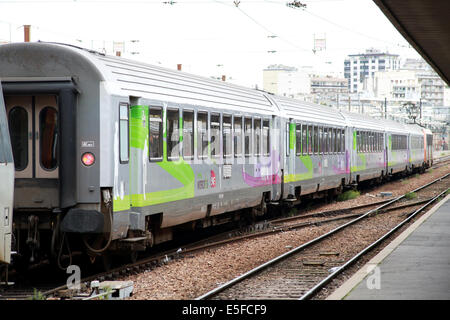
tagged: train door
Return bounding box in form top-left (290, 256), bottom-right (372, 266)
top-left (5, 95), bottom-right (59, 207)
top-left (0, 86), bottom-right (14, 264)
top-left (6, 95), bottom-right (58, 179)
top-left (271, 115), bottom-right (282, 201)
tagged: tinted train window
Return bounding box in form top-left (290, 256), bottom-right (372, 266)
top-left (149, 108), bottom-right (163, 161)
top-left (39, 106), bottom-right (58, 170)
top-left (333, 129), bottom-right (338, 153)
top-left (211, 114), bottom-right (220, 158)
top-left (8, 106), bottom-right (28, 170)
top-left (341, 129), bottom-right (345, 152)
top-left (308, 125), bottom-right (313, 154)
top-left (363, 132), bottom-right (367, 152)
top-left (302, 125), bottom-right (307, 156)
top-left (314, 125), bottom-right (319, 153)
top-left (296, 124), bottom-right (302, 156)
top-left (167, 109), bottom-right (180, 160)
top-left (328, 128), bottom-right (332, 153)
top-left (337, 129), bottom-right (341, 153)
top-left (323, 128), bottom-right (328, 153)
top-left (197, 112), bottom-right (208, 159)
top-left (223, 115), bottom-right (232, 158)
top-left (119, 103), bottom-right (129, 163)
top-left (319, 127), bottom-right (323, 154)
top-left (370, 132), bottom-right (374, 152)
top-left (245, 117), bottom-right (252, 157)
top-left (263, 119), bottom-right (270, 156)
top-left (183, 110), bottom-right (194, 160)
top-left (356, 131), bottom-right (361, 152)
top-left (234, 116), bottom-right (242, 157)
top-left (254, 118), bottom-right (261, 157)
top-left (286, 123), bottom-right (290, 156)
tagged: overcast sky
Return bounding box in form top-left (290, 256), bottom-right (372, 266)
top-left (0, 0), bottom-right (421, 88)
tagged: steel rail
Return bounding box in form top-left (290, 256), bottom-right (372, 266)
top-left (195, 172), bottom-right (449, 300)
top-left (299, 186), bottom-right (450, 300)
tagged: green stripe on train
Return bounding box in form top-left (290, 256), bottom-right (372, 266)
top-left (119, 105), bottom-right (195, 211)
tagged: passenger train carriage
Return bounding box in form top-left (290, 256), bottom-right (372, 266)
top-left (0, 42), bottom-right (433, 267)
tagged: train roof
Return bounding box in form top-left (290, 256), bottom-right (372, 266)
top-left (340, 111), bottom-right (386, 131)
top-left (272, 95), bottom-right (347, 127)
top-left (0, 42), bottom-right (277, 116)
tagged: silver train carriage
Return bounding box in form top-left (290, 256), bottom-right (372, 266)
top-left (0, 42), bottom-right (432, 265)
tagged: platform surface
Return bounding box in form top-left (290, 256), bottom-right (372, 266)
top-left (328, 194), bottom-right (450, 300)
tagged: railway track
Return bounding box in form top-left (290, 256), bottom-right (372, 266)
top-left (195, 172), bottom-right (449, 300)
top-left (2, 160), bottom-right (449, 300)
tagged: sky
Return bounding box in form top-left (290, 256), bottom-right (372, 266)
top-left (0, 0), bottom-right (421, 88)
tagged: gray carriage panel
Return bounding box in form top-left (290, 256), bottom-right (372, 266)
top-left (0, 42), bottom-right (104, 203)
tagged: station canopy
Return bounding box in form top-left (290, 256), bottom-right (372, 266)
top-left (373, 0), bottom-right (450, 86)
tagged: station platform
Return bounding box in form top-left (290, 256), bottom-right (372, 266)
top-left (327, 194), bottom-right (450, 300)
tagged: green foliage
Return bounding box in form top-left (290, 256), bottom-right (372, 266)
top-left (288, 207), bottom-right (298, 217)
top-left (337, 190), bottom-right (360, 202)
top-left (405, 192), bottom-right (417, 200)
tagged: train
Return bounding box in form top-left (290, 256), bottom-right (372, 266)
top-left (0, 42), bottom-right (433, 269)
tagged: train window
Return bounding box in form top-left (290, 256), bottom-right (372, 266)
top-left (263, 119), bottom-right (270, 156)
top-left (328, 128), bottom-right (332, 153)
top-left (254, 118), bottom-right (261, 157)
top-left (197, 112), bottom-right (208, 159)
top-left (375, 133), bottom-right (378, 151)
top-left (330, 128), bottom-right (335, 153)
top-left (379, 133), bottom-right (382, 151)
top-left (318, 127), bottom-right (323, 154)
top-left (223, 114), bottom-right (232, 158)
top-left (341, 129), bottom-right (345, 153)
top-left (119, 103), bottom-right (129, 163)
top-left (149, 108), bottom-right (163, 161)
top-left (364, 132), bottom-right (368, 152)
top-left (314, 125), bottom-right (319, 154)
top-left (302, 125), bottom-right (307, 156)
top-left (296, 124), bottom-right (302, 156)
top-left (286, 123), bottom-right (290, 156)
top-left (167, 109), bottom-right (180, 160)
top-left (308, 125), bottom-right (313, 154)
top-left (8, 106), bottom-right (28, 171)
top-left (369, 132), bottom-right (372, 152)
top-left (211, 113), bottom-right (220, 158)
top-left (182, 110), bottom-right (194, 160)
top-left (245, 117), bottom-right (252, 157)
top-left (234, 116), bottom-right (242, 157)
top-left (337, 129), bottom-right (341, 153)
top-left (323, 128), bottom-right (328, 153)
top-left (39, 106), bottom-right (58, 170)
top-left (375, 132), bottom-right (378, 152)
top-left (372, 132), bottom-right (376, 152)
top-left (356, 131), bottom-right (361, 152)
top-left (333, 129), bottom-right (338, 153)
